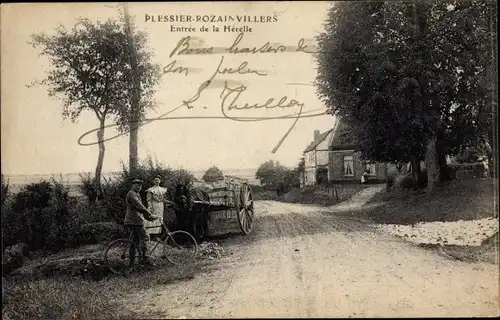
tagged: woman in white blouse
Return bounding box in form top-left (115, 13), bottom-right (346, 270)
top-left (145, 175), bottom-right (168, 239)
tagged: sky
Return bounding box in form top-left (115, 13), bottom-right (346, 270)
top-left (1, 2), bottom-right (337, 175)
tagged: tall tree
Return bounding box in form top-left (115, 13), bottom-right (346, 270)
top-left (30, 18), bottom-right (161, 198)
top-left (122, 3), bottom-right (141, 174)
top-left (316, 0), bottom-right (496, 191)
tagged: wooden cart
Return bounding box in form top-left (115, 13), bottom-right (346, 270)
top-left (173, 178), bottom-right (255, 240)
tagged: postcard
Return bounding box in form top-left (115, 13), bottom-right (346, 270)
top-left (1, 1), bottom-right (498, 319)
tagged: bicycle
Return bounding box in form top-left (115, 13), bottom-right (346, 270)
top-left (104, 220), bottom-right (198, 275)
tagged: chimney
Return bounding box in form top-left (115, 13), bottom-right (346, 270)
top-left (314, 130), bottom-right (320, 141)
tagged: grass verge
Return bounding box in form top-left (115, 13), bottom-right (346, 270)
top-left (356, 178), bottom-right (499, 265)
top-left (418, 232), bottom-right (499, 265)
top-left (278, 184), bottom-right (366, 207)
top-left (2, 253), bottom-right (207, 320)
top-left (363, 178), bottom-right (497, 225)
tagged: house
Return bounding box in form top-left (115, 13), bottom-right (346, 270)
top-left (328, 117), bottom-right (388, 183)
top-left (303, 129), bottom-right (334, 186)
top-left (302, 117), bottom-right (389, 186)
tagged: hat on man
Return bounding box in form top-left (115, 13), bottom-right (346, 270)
top-left (132, 179), bottom-right (143, 185)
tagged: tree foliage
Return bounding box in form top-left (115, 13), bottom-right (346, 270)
top-left (297, 157), bottom-right (305, 175)
top-left (202, 166), bottom-right (225, 183)
top-left (256, 160), bottom-right (300, 192)
top-left (256, 160), bottom-right (283, 188)
top-left (315, 0), bottom-right (497, 188)
top-left (29, 18), bottom-right (162, 189)
top-left (29, 18), bottom-right (161, 131)
top-left (96, 157), bottom-right (195, 224)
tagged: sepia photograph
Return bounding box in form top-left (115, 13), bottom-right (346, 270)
top-left (1, 1), bottom-right (498, 318)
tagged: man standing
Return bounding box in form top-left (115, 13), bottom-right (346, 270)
top-left (124, 179), bottom-right (158, 265)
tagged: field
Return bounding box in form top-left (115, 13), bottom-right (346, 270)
top-left (4, 168), bottom-right (260, 195)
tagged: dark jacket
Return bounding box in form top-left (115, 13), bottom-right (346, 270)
top-left (124, 190), bottom-right (155, 226)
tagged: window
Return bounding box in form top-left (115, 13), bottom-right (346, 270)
top-left (365, 162), bottom-right (376, 175)
top-left (343, 156), bottom-right (354, 176)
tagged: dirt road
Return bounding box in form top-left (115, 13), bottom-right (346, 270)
top-left (122, 187), bottom-right (499, 318)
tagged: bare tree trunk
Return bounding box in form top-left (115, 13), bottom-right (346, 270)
top-left (129, 125), bottom-right (139, 173)
top-left (94, 120), bottom-right (106, 200)
top-left (425, 136), bottom-right (440, 193)
top-left (123, 3), bottom-right (141, 174)
top-left (411, 156), bottom-right (421, 189)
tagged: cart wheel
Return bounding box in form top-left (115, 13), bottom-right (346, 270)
top-left (237, 182), bottom-right (254, 235)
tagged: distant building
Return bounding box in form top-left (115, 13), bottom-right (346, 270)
top-left (303, 129), bottom-right (334, 186)
top-left (302, 117), bottom-right (389, 186)
top-left (328, 118), bottom-right (388, 183)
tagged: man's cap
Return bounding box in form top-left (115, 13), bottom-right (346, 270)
top-left (132, 179), bottom-right (144, 185)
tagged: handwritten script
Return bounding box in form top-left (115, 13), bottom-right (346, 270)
top-left (78, 32), bottom-right (325, 153)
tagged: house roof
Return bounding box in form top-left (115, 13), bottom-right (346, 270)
top-left (329, 117), bottom-right (358, 148)
top-left (304, 129), bottom-right (333, 153)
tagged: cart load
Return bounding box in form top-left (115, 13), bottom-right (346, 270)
top-left (173, 178), bottom-right (255, 239)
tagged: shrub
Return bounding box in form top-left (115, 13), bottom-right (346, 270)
top-left (2, 243), bottom-right (32, 276)
top-left (69, 199), bottom-right (112, 225)
top-left (2, 179), bottom-right (79, 252)
top-left (449, 163), bottom-right (487, 178)
top-left (78, 173), bottom-right (101, 202)
top-left (315, 167), bottom-right (328, 186)
top-left (1, 173), bottom-right (9, 206)
top-left (253, 190), bottom-right (278, 201)
top-left (77, 222), bottom-right (126, 245)
top-left (280, 185), bottom-right (363, 206)
top-left (99, 158), bottom-right (195, 224)
top-left (249, 184), bottom-right (278, 200)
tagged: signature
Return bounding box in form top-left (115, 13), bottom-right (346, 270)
top-left (219, 82), bottom-right (305, 153)
top-left (77, 34), bottom-right (321, 153)
top-left (220, 82), bottom-right (304, 112)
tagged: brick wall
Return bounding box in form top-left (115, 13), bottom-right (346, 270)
top-left (329, 151), bottom-right (387, 182)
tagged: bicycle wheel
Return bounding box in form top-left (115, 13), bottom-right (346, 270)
top-left (104, 239), bottom-right (138, 275)
top-left (163, 231), bottom-right (199, 265)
